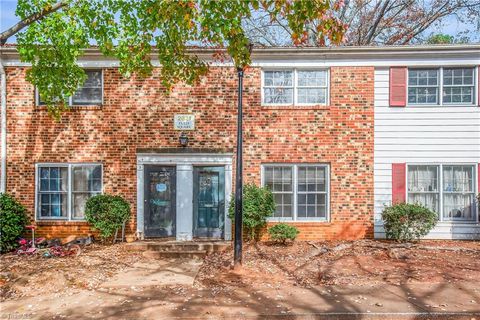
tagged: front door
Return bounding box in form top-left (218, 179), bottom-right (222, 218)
top-left (144, 166), bottom-right (176, 237)
top-left (193, 166), bottom-right (225, 238)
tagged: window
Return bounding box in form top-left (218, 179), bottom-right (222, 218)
top-left (408, 69), bottom-right (439, 104)
top-left (407, 164), bottom-right (477, 221)
top-left (262, 164), bottom-right (329, 221)
top-left (37, 164), bottom-right (102, 220)
top-left (262, 69), bottom-right (328, 106)
top-left (407, 165), bottom-right (439, 213)
top-left (442, 165), bottom-right (476, 220)
top-left (407, 67), bottom-right (476, 106)
top-left (443, 68), bottom-right (475, 104)
top-left (263, 71), bottom-right (293, 104)
top-left (37, 70), bottom-right (103, 106)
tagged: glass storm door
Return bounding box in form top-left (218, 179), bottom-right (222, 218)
top-left (193, 166), bottom-right (225, 238)
top-left (144, 166), bottom-right (176, 237)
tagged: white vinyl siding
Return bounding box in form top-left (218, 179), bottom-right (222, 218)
top-left (374, 66), bottom-right (480, 239)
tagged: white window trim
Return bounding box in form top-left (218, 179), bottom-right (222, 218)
top-left (406, 163), bottom-right (478, 223)
top-left (261, 163), bottom-right (330, 222)
top-left (35, 69), bottom-right (104, 107)
top-left (35, 163), bottom-right (103, 221)
top-left (406, 66), bottom-right (478, 107)
top-left (261, 68), bottom-right (330, 107)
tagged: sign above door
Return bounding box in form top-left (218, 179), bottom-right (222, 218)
top-left (174, 114), bottom-right (195, 130)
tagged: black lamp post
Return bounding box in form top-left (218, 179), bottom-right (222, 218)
top-left (233, 66), bottom-right (244, 267)
top-left (233, 42), bottom-right (253, 268)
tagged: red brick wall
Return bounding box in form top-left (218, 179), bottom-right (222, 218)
top-left (5, 66), bottom-right (374, 240)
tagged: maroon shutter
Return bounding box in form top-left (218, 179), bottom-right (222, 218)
top-left (389, 67), bottom-right (407, 107)
top-left (392, 163), bottom-right (406, 204)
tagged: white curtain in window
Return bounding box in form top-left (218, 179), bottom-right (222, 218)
top-left (443, 166), bottom-right (474, 220)
top-left (407, 165), bottom-right (439, 212)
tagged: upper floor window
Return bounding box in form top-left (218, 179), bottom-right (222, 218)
top-left (36, 70), bottom-right (103, 106)
top-left (407, 67), bottom-right (476, 106)
top-left (262, 69), bottom-right (328, 106)
top-left (37, 163), bottom-right (102, 220)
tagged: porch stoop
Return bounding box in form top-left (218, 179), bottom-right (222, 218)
top-left (126, 241), bottom-right (231, 259)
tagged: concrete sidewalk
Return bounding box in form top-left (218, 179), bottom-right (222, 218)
top-left (1, 279), bottom-right (479, 319)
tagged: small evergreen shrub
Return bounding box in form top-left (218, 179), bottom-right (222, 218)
top-left (0, 193), bottom-right (29, 253)
top-left (381, 202), bottom-right (437, 242)
top-left (268, 223), bottom-right (299, 244)
top-left (228, 183), bottom-right (275, 241)
top-left (85, 194), bottom-right (131, 240)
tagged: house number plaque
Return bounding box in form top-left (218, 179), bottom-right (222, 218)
top-left (174, 114), bottom-right (195, 130)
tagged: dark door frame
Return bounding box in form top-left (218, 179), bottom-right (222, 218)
top-left (144, 165), bottom-right (176, 238)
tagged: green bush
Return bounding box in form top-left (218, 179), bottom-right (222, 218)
top-left (268, 223), bottom-right (299, 244)
top-left (381, 202), bottom-right (437, 242)
top-left (85, 194), bottom-right (131, 240)
top-left (0, 193), bottom-right (29, 253)
top-left (228, 183), bottom-right (275, 241)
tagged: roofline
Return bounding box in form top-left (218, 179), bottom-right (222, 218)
top-left (1, 44), bottom-right (480, 58)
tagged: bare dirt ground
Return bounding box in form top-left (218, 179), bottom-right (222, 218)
top-left (198, 240), bottom-right (480, 289)
top-left (1, 240), bottom-right (480, 319)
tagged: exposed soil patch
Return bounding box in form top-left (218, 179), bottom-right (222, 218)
top-left (196, 240), bottom-right (480, 291)
top-left (0, 243), bottom-right (145, 301)
top-left (1, 240), bottom-right (479, 318)
top-left (1, 240), bottom-right (479, 306)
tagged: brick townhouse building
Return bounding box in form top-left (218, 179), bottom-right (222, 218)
top-left (0, 45), bottom-right (479, 241)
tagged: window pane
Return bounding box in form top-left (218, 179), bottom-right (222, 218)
top-left (297, 70), bottom-right (327, 87)
top-left (72, 88), bottom-right (102, 105)
top-left (263, 71), bottom-right (293, 86)
top-left (264, 166), bottom-right (293, 218)
top-left (443, 165), bottom-right (474, 192)
top-left (72, 193), bottom-right (97, 219)
top-left (263, 88), bottom-right (293, 104)
top-left (73, 165), bottom-right (102, 192)
top-left (297, 88), bottom-right (327, 104)
top-left (72, 70), bottom-right (102, 105)
top-left (408, 165), bottom-right (438, 192)
top-left (297, 166), bottom-right (328, 219)
top-left (443, 86), bottom-right (473, 104)
top-left (408, 193), bottom-right (439, 212)
top-left (408, 87), bottom-right (438, 104)
top-left (38, 193), bottom-right (67, 217)
top-left (39, 167), bottom-right (67, 191)
top-left (443, 194), bottom-right (475, 220)
top-left (408, 69), bottom-right (438, 86)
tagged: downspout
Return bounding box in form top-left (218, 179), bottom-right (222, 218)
top-left (0, 55), bottom-right (6, 194)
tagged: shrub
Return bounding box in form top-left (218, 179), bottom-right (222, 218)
top-left (0, 193), bottom-right (29, 253)
top-left (268, 223), bottom-right (299, 244)
top-left (228, 183), bottom-right (275, 241)
top-left (85, 194), bottom-right (131, 240)
top-left (381, 202), bottom-right (437, 242)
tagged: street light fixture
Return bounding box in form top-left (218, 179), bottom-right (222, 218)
top-left (233, 43), bottom-right (253, 268)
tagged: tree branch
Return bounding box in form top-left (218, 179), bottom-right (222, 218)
top-left (0, 2), bottom-right (67, 45)
top-left (365, 0), bottom-right (392, 44)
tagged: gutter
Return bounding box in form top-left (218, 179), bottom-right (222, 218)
top-left (2, 44), bottom-right (480, 63)
top-left (0, 56), bottom-right (6, 194)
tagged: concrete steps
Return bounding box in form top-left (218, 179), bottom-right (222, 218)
top-left (127, 241), bottom-right (231, 259)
